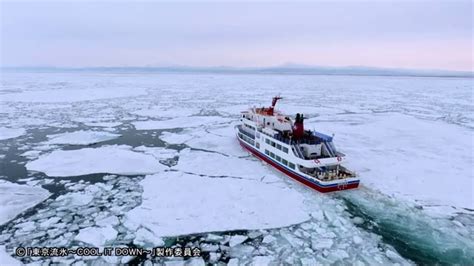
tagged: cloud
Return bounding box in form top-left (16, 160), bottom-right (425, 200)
top-left (1, 1), bottom-right (472, 70)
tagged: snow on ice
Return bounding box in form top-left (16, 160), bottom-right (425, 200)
top-left (133, 116), bottom-right (229, 130)
top-left (124, 171), bottom-right (310, 237)
top-left (0, 88), bottom-right (148, 103)
top-left (133, 146), bottom-right (178, 160)
top-left (172, 148), bottom-right (279, 182)
top-left (0, 246), bottom-right (21, 266)
top-left (0, 127), bottom-right (26, 141)
top-left (161, 125), bottom-right (247, 157)
top-left (132, 106), bottom-right (199, 118)
top-left (26, 145), bottom-right (166, 177)
top-left (1, 72), bottom-right (472, 265)
top-left (160, 129), bottom-right (195, 144)
top-left (45, 130), bottom-right (120, 145)
top-left (83, 121), bottom-right (122, 128)
top-left (306, 112), bottom-right (473, 212)
top-left (0, 180), bottom-right (50, 225)
top-left (75, 225), bottom-right (117, 247)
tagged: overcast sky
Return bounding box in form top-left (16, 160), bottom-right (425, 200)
top-left (1, 1), bottom-right (472, 70)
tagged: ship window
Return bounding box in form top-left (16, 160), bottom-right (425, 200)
top-left (265, 150), bottom-right (269, 155)
top-left (276, 156), bottom-right (281, 162)
top-left (289, 163), bottom-right (295, 169)
top-left (282, 159), bottom-right (288, 166)
top-left (271, 141), bottom-right (276, 147)
top-left (270, 152), bottom-right (275, 158)
top-left (282, 147), bottom-right (289, 153)
top-left (242, 135), bottom-right (255, 146)
top-left (276, 144), bottom-right (282, 150)
top-left (256, 142), bottom-right (260, 148)
top-left (265, 139), bottom-right (270, 144)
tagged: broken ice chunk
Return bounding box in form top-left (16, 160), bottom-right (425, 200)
top-left (75, 225), bottom-right (117, 247)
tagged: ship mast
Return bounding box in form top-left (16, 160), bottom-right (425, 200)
top-left (269, 96), bottom-right (282, 115)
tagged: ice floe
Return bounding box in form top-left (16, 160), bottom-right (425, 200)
top-left (160, 130), bottom-right (195, 144)
top-left (20, 150), bottom-right (42, 159)
top-left (161, 125), bottom-right (247, 157)
top-left (0, 246), bottom-right (21, 266)
top-left (0, 175), bottom-right (144, 264)
top-left (0, 181), bottom-right (50, 225)
top-left (125, 171), bottom-right (310, 237)
top-left (0, 88), bottom-right (148, 103)
top-left (45, 130), bottom-right (120, 145)
top-left (133, 228), bottom-right (165, 248)
top-left (133, 116), bottom-right (229, 130)
top-left (307, 113), bottom-right (473, 212)
top-left (0, 127), bottom-right (26, 141)
top-left (133, 146), bottom-right (178, 160)
top-left (26, 145), bottom-right (165, 177)
top-left (132, 106), bottom-right (199, 118)
top-left (75, 225), bottom-right (118, 247)
top-left (55, 192), bottom-right (94, 206)
top-left (83, 121), bottom-right (122, 128)
top-left (172, 148), bottom-right (278, 182)
top-left (1, 72), bottom-right (472, 265)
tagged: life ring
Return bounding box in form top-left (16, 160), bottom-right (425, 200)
top-left (314, 159), bottom-right (320, 164)
top-left (337, 156), bottom-right (342, 162)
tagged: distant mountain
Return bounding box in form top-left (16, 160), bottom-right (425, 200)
top-left (2, 65), bottom-right (472, 78)
top-left (255, 65), bottom-right (473, 77)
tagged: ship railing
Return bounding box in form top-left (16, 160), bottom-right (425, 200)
top-left (292, 145), bottom-right (305, 159)
top-left (237, 125), bottom-right (256, 139)
top-left (273, 132), bottom-right (334, 147)
top-left (274, 134), bottom-right (291, 144)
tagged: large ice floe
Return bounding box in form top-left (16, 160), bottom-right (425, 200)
top-left (133, 116), bottom-right (229, 130)
top-left (306, 112), bottom-right (473, 213)
top-left (0, 246), bottom-right (21, 266)
top-left (0, 127), bottom-right (26, 141)
top-left (0, 180), bottom-right (50, 225)
top-left (45, 130), bottom-right (120, 145)
top-left (25, 145), bottom-right (165, 177)
top-left (0, 72), bottom-right (472, 265)
top-left (122, 169), bottom-right (412, 265)
top-left (125, 171), bottom-right (310, 237)
top-left (132, 146), bottom-right (179, 161)
top-left (0, 88), bottom-right (148, 103)
top-left (161, 125), bottom-right (247, 157)
top-left (132, 106), bottom-right (199, 118)
top-left (172, 148), bottom-right (274, 181)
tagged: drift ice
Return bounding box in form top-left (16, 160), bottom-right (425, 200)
top-left (236, 96), bottom-right (360, 192)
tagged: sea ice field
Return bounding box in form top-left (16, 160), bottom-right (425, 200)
top-left (0, 71), bottom-right (472, 265)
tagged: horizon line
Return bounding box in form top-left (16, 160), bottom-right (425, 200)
top-left (1, 64), bottom-right (472, 78)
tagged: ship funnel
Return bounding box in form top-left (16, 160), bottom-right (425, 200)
top-left (293, 113), bottom-right (305, 139)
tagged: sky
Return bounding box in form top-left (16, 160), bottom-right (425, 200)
top-left (0, 1), bottom-right (472, 71)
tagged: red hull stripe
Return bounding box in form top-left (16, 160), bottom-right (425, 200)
top-left (238, 138), bottom-right (359, 193)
